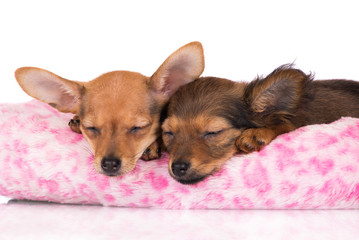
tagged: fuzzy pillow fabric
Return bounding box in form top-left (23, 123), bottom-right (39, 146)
top-left (0, 100), bottom-right (358, 209)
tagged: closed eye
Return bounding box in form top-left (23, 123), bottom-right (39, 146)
top-left (85, 126), bottom-right (100, 134)
top-left (130, 124), bottom-right (151, 133)
top-left (163, 131), bottom-right (174, 137)
top-left (203, 130), bottom-right (224, 138)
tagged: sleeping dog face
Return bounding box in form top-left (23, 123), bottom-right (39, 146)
top-left (162, 66), bottom-right (311, 184)
top-left (162, 77), bottom-right (255, 184)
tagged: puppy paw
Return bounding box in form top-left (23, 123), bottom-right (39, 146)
top-left (141, 138), bottom-right (164, 161)
top-left (68, 115), bottom-right (82, 134)
top-left (236, 128), bottom-right (275, 153)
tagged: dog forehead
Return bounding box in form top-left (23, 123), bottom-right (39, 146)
top-left (87, 70), bottom-right (149, 94)
top-left (164, 115), bottom-right (231, 131)
top-left (82, 70), bottom-right (154, 110)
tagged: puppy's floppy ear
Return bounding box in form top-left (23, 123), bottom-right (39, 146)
top-left (150, 41), bottom-right (205, 101)
top-left (245, 65), bottom-right (312, 115)
top-left (15, 67), bottom-right (83, 113)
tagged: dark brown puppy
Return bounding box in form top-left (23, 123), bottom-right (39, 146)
top-left (162, 65), bottom-right (359, 184)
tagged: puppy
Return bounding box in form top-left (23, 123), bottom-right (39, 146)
top-left (15, 42), bottom-right (204, 176)
top-left (162, 65), bottom-right (359, 184)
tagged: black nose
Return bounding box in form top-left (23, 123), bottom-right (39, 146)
top-left (171, 161), bottom-right (190, 177)
top-left (101, 157), bottom-right (121, 175)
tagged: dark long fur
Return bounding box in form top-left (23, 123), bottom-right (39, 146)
top-left (163, 65), bottom-right (359, 184)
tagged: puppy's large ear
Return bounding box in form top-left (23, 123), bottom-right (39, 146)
top-left (15, 67), bottom-right (83, 113)
top-left (150, 41), bottom-right (205, 102)
top-left (245, 65), bottom-right (311, 116)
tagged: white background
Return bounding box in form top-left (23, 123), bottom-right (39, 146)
top-left (1, 0), bottom-right (359, 239)
top-left (1, 0), bottom-right (359, 103)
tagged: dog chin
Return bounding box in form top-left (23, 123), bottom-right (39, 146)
top-left (100, 167), bottom-right (135, 177)
top-left (174, 174), bottom-right (209, 185)
top-left (104, 173), bottom-right (121, 177)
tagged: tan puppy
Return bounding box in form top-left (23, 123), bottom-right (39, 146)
top-left (15, 42), bottom-right (204, 176)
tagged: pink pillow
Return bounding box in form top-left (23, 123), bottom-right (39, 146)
top-left (0, 100), bottom-right (358, 209)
